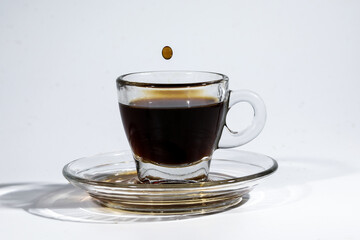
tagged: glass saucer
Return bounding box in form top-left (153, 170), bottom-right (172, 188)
top-left (63, 149), bottom-right (278, 215)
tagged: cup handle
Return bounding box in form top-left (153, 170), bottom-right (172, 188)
top-left (218, 90), bottom-right (266, 148)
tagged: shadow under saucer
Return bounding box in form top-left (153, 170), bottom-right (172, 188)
top-left (2, 156), bottom-right (351, 223)
top-left (0, 183), bottom-right (249, 224)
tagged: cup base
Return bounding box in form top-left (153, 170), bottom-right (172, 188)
top-left (135, 158), bottom-right (211, 184)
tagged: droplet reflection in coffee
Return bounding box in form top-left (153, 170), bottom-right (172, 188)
top-left (162, 46), bottom-right (173, 60)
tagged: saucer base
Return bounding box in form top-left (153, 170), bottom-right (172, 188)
top-left (92, 194), bottom-right (244, 215)
top-left (88, 171), bottom-right (248, 214)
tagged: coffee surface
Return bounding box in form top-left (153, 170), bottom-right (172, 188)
top-left (119, 97), bottom-right (227, 166)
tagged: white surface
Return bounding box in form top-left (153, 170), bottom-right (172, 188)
top-left (1, 0), bottom-right (360, 239)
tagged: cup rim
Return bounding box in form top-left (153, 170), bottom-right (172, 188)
top-left (116, 70), bottom-right (229, 88)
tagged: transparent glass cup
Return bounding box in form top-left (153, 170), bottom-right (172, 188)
top-left (116, 71), bottom-right (266, 183)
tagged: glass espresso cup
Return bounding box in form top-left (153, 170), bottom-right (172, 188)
top-left (117, 71), bottom-right (266, 183)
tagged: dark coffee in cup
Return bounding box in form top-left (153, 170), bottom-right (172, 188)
top-left (119, 97), bottom-right (227, 166)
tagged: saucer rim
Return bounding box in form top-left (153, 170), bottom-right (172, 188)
top-left (63, 149), bottom-right (278, 189)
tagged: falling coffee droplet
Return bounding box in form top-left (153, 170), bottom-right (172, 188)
top-left (162, 46), bottom-right (173, 60)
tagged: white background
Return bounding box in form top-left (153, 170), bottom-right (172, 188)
top-left (1, 0), bottom-right (360, 239)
